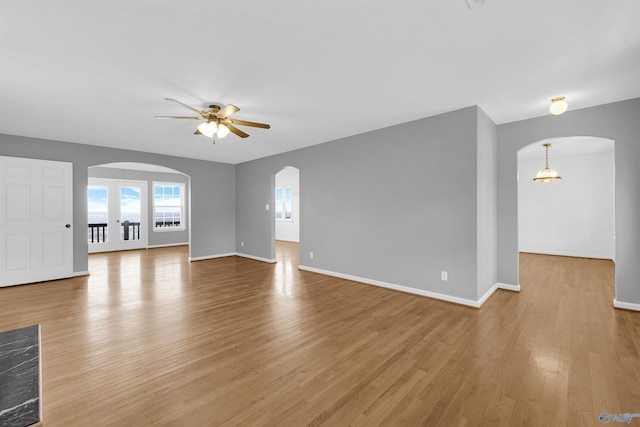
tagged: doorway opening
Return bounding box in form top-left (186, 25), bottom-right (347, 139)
top-left (274, 166), bottom-right (300, 267)
top-left (87, 162), bottom-right (190, 254)
top-left (517, 136), bottom-right (615, 298)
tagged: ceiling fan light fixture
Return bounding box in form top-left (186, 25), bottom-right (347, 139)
top-left (197, 121), bottom-right (217, 138)
top-left (157, 98), bottom-right (270, 142)
top-left (549, 96), bottom-right (568, 115)
top-left (217, 123), bottom-right (230, 138)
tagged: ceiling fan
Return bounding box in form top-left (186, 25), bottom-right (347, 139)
top-left (155, 98), bottom-right (270, 142)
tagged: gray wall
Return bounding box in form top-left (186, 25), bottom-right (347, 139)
top-left (3, 99), bottom-right (636, 305)
top-left (476, 107), bottom-right (498, 298)
top-left (237, 106), bottom-right (482, 301)
top-left (0, 134), bottom-right (236, 273)
top-left (88, 166), bottom-right (190, 247)
top-left (497, 98), bottom-right (640, 304)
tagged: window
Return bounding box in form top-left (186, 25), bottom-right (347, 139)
top-left (275, 186), bottom-right (292, 220)
top-left (87, 185), bottom-right (109, 243)
top-left (153, 182), bottom-right (185, 231)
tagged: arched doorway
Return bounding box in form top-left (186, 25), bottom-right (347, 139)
top-left (87, 162), bottom-right (191, 253)
top-left (273, 166), bottom-right (300, 266)
top-left (517, 136), bottom-right (615, 295)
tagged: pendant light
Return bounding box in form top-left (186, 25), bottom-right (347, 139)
top-left (549, 96), bottom-right (568, 115)
top-left (533, 143), bottom-right (562, 182)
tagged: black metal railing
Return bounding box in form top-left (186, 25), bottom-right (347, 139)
top-left (88, 221), bottom-right (141, 243)
top-left (155, 220), bottom-right (181, 228)
top-left (121, 221), bottom-right (140, 241)
top-left (88, 223), bottom-right (107, 243)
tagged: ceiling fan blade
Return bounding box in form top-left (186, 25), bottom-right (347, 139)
top-left (194, 129), bottom-right (202, 135)
top-left (227, 124), bottom-right (249, 138)
top-left (229, 119), bottom-right (271, 129)
top-left (154, 115), bottom-right (202, 120)
top-left (217, 104), bottom-right (240, 118)
top-left (164, 98), bottom-right (205, 115)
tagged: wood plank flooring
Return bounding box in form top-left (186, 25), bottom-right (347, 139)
top-left (0, 243), bottom-right (638, 426)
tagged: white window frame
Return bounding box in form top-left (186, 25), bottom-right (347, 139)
top-left (275, 185), bottom-right (293, 222)
top-left (152, 182), bottom-right (186, 232)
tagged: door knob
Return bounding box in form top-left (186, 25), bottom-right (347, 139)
top-left (65, 224), bottom-right (71, 228)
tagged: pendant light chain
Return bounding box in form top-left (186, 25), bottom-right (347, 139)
top-left (545, 144), bottom-right (550, 168)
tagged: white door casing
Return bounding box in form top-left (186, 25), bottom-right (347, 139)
top-left (0, 156), bottom-right (73, 287)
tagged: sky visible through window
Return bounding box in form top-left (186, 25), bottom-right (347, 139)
top-left (88, 186), bottom-right (108, 224)
top-left (87, 186), bottom-right (141, 223)
top-left (120, 187), bottom-right (141, 222)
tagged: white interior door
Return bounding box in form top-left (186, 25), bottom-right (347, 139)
top-left (0, 156), bottom-right (73, 287)
top-left (88, 178), bottom-right (146, 253)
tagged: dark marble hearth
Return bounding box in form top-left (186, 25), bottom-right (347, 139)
top-left (0, 325), bottom-right (41, 427)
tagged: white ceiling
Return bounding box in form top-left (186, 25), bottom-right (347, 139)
top-left (1, 1), bottom-right (639, 165)
top-left (91, 162), bottom-right (184, 174)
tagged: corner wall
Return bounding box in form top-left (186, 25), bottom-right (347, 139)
top-left (237, 106), bottom-right (481, 302)
top-left (477, 108), bottom-right (498, 299)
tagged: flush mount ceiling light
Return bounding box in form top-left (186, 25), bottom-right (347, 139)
top-left (549, 96), bottom-right (568, 115)
top-left (533, 143), bottom-right (562, 182)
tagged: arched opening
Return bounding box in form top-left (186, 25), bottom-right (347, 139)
top-left (87, 162), bottom-right (191, 254)
top-left (517, 136), bottom-right (615, 299)
top-left (273, 166), bottom-right (300, 267)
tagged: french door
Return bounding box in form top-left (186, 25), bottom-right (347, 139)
top-left (88, 178), bottom-right (147, 253)
top-left (0, 156), bottom-right (73, 287)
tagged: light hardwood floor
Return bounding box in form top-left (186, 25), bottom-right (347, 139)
top-left (1, 243), bottom-right (638, 426)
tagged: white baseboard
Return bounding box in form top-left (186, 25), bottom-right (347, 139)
top-left (613, 299), bottom-right (640, 312)
top-left (235, 253), bottom-right (277, 263)
top-left (477, 284), bottom-right (498, 307)
top-left (73, 271), bottom-right (90, 277)
top-left (477, 282), bottom-right (521, 307)
top-left (147, 242), bottom-right (189, 249)
top-left (497, 282), bottom-right (521, 292)
top-left (188, 252), bottom-right (236, 262)
top-left (298, 264), bottom-right (482, 308)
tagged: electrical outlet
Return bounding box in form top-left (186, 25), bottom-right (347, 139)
top-left (241, 241), bottom-right (244, 247)
top-left (309, 252), bottom-right (314, 259)
top-left (441, 271), bottom-right (448, 281)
